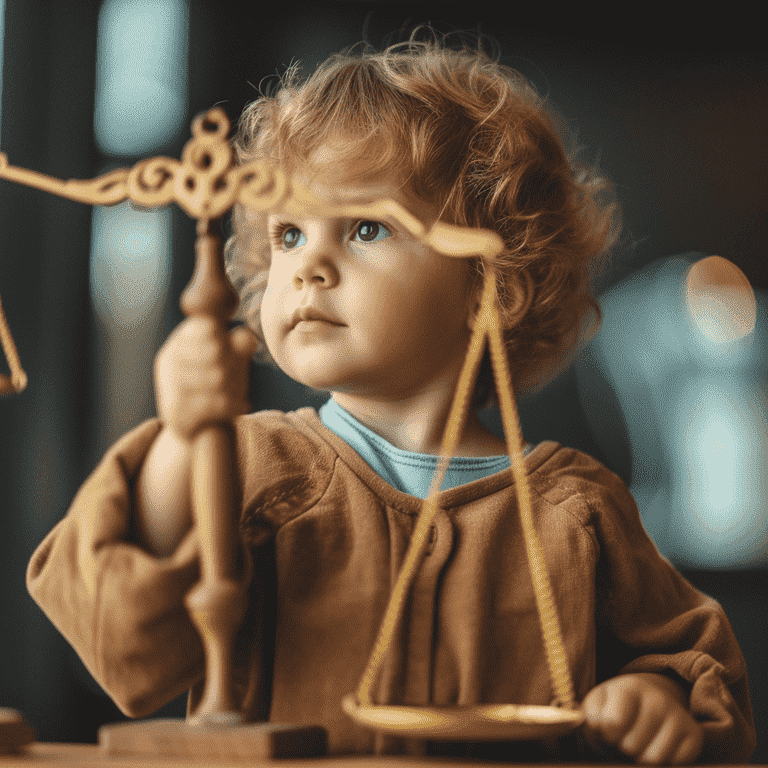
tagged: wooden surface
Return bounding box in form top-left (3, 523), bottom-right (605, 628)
top-left (99, 719), bottom-right (326, 759)
top-left (0, 743), bottom-right (762, 768)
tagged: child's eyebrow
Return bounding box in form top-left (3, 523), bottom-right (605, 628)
top-left (275, 182), bottom-right (503, 259)
top-left (292, 199), bottom-right (426, 238)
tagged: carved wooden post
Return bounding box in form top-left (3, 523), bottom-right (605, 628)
top-left (0, 109), bottom-right (331, 757)
top-left (180, 218), bottom-right (246, 725)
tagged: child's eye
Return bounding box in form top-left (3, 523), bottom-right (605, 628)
top-left (353, 221), bottom-right (391, 243)
top-left (270, 224), bottom-right (306, 251)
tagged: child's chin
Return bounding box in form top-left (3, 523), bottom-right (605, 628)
top-left (287, 369), bottom-right (346, 393)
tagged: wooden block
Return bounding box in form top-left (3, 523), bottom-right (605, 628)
top-left (0, 708), bottom-right (35, 754)
top-left (99, 718), bottom-right (328, 759)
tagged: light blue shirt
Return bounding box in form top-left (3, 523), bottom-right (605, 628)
top-left (319, 398), bottom-right (523, 499)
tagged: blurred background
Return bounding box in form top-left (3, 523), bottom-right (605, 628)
top-left (0, 0), bottom-right (766, 760)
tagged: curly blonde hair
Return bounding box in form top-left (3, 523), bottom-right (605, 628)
top-left (226, 29), bottom-right (620, 408)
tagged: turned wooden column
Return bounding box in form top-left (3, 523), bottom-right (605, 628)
top-left (180, 217), bottom-right (246, 726)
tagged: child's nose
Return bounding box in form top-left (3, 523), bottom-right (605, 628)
top-left (292, 245), bottom-right (339, 289)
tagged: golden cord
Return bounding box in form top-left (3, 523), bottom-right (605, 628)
top-left (356, 277), bottom-right (490, 706)
top-left (484, 276), bottom-right (576, 710)
top-left (0, 291), bottom-right (27, 395)
top-left (355, 269), bottom-right (576, 712)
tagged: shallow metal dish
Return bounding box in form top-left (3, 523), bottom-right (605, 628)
top-left (342, 696), bottom-right (584, 741)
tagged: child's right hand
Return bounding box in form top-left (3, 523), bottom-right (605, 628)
top-left (154, 317), bottom-right (259, 441)
top-left (582, 673), bottom-right (703, 765)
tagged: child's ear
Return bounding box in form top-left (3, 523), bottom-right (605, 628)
top-left (466, 271), bottom-right (533, 331)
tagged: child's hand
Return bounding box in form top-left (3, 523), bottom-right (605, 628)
top-left (154, 317), bottom-right (259, 441)
top-left (582, 673), bottom-right (703, 765)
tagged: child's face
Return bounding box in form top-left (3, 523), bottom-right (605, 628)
top-left (260, 147), bottom-right (476, 401)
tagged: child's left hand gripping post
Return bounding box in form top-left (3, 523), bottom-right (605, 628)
top-left (1, 108), bottom-right (329, 760)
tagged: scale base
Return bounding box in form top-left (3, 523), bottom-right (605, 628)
top-left (99, 718), bottom-right (328, 759)
top-left (0, 708), bottom-right (35, 754)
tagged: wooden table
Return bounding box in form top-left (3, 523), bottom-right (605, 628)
top-left (0, 744), bottom-right (762, 768)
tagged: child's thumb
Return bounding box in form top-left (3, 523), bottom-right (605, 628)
top-left (230, 325), bottom-right (260, 358)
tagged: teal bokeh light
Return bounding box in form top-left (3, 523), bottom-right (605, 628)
top-left (577, 254), bottom-right (767, 568)
top-left (90, 201), bottom-right (171, 333)
top-left (93, 0), bottom-right (189, 156)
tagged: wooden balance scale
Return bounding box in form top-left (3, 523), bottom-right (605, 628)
top-left (0, 106), bottom-right (619, 759)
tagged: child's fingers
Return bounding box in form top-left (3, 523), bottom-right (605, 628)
top-left (155, 318), bottom-right (255, 434)
top-left (173, 362), bottom-right (222, 387)
top-left (188, 390), bottom-right (250, 420)
top-left (230, 325), bottom-right (260, 360)
top-left (670, 727), bottom-right (704, 766)
top-left (173, 392), bottom-right (250, 438)
top-left (173, 333), bottom-right (255, 386)
top-left (582, 681), bottom-right (641, 747)
top-left (632, 710), bottom-right (680, 764)
top-left (636, 713), bottom-right (703, 766)
top-left (618, 696), bottom-right (666, 760)
top-left (592, 681), bottom-right (704, 766)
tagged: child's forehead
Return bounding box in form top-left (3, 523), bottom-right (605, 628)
top-left (301, 144), bottom-right (403, 201)
top-left (273, 142), bottom-right (435, 223)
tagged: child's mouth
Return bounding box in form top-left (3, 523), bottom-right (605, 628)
top-left (290, 306), bottom-right (344, 329)
top-left (292, 319), bottom-right (345, 335)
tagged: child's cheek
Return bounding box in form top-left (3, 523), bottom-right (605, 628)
top-left (260, 279), bottom-right (282, 349)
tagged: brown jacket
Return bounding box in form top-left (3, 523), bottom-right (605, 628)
top-left (27, 409), bottom-right (755, 760)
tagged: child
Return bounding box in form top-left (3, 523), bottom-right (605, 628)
top-left (27, 32), bottom-right (754, 763)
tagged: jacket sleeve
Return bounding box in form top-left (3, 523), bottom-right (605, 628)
top-left (587, 466), bottom-right (756, 763)
top-left (26, 419), bottom-right (208, 718)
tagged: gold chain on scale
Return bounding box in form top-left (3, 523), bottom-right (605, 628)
top-left (343, 267), bottom-right (582, 740)
top-left (0, 291), bottom-right (27, 396)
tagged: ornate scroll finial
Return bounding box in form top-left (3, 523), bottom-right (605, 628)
top-left (0, 107), bottom-right (503, 259)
